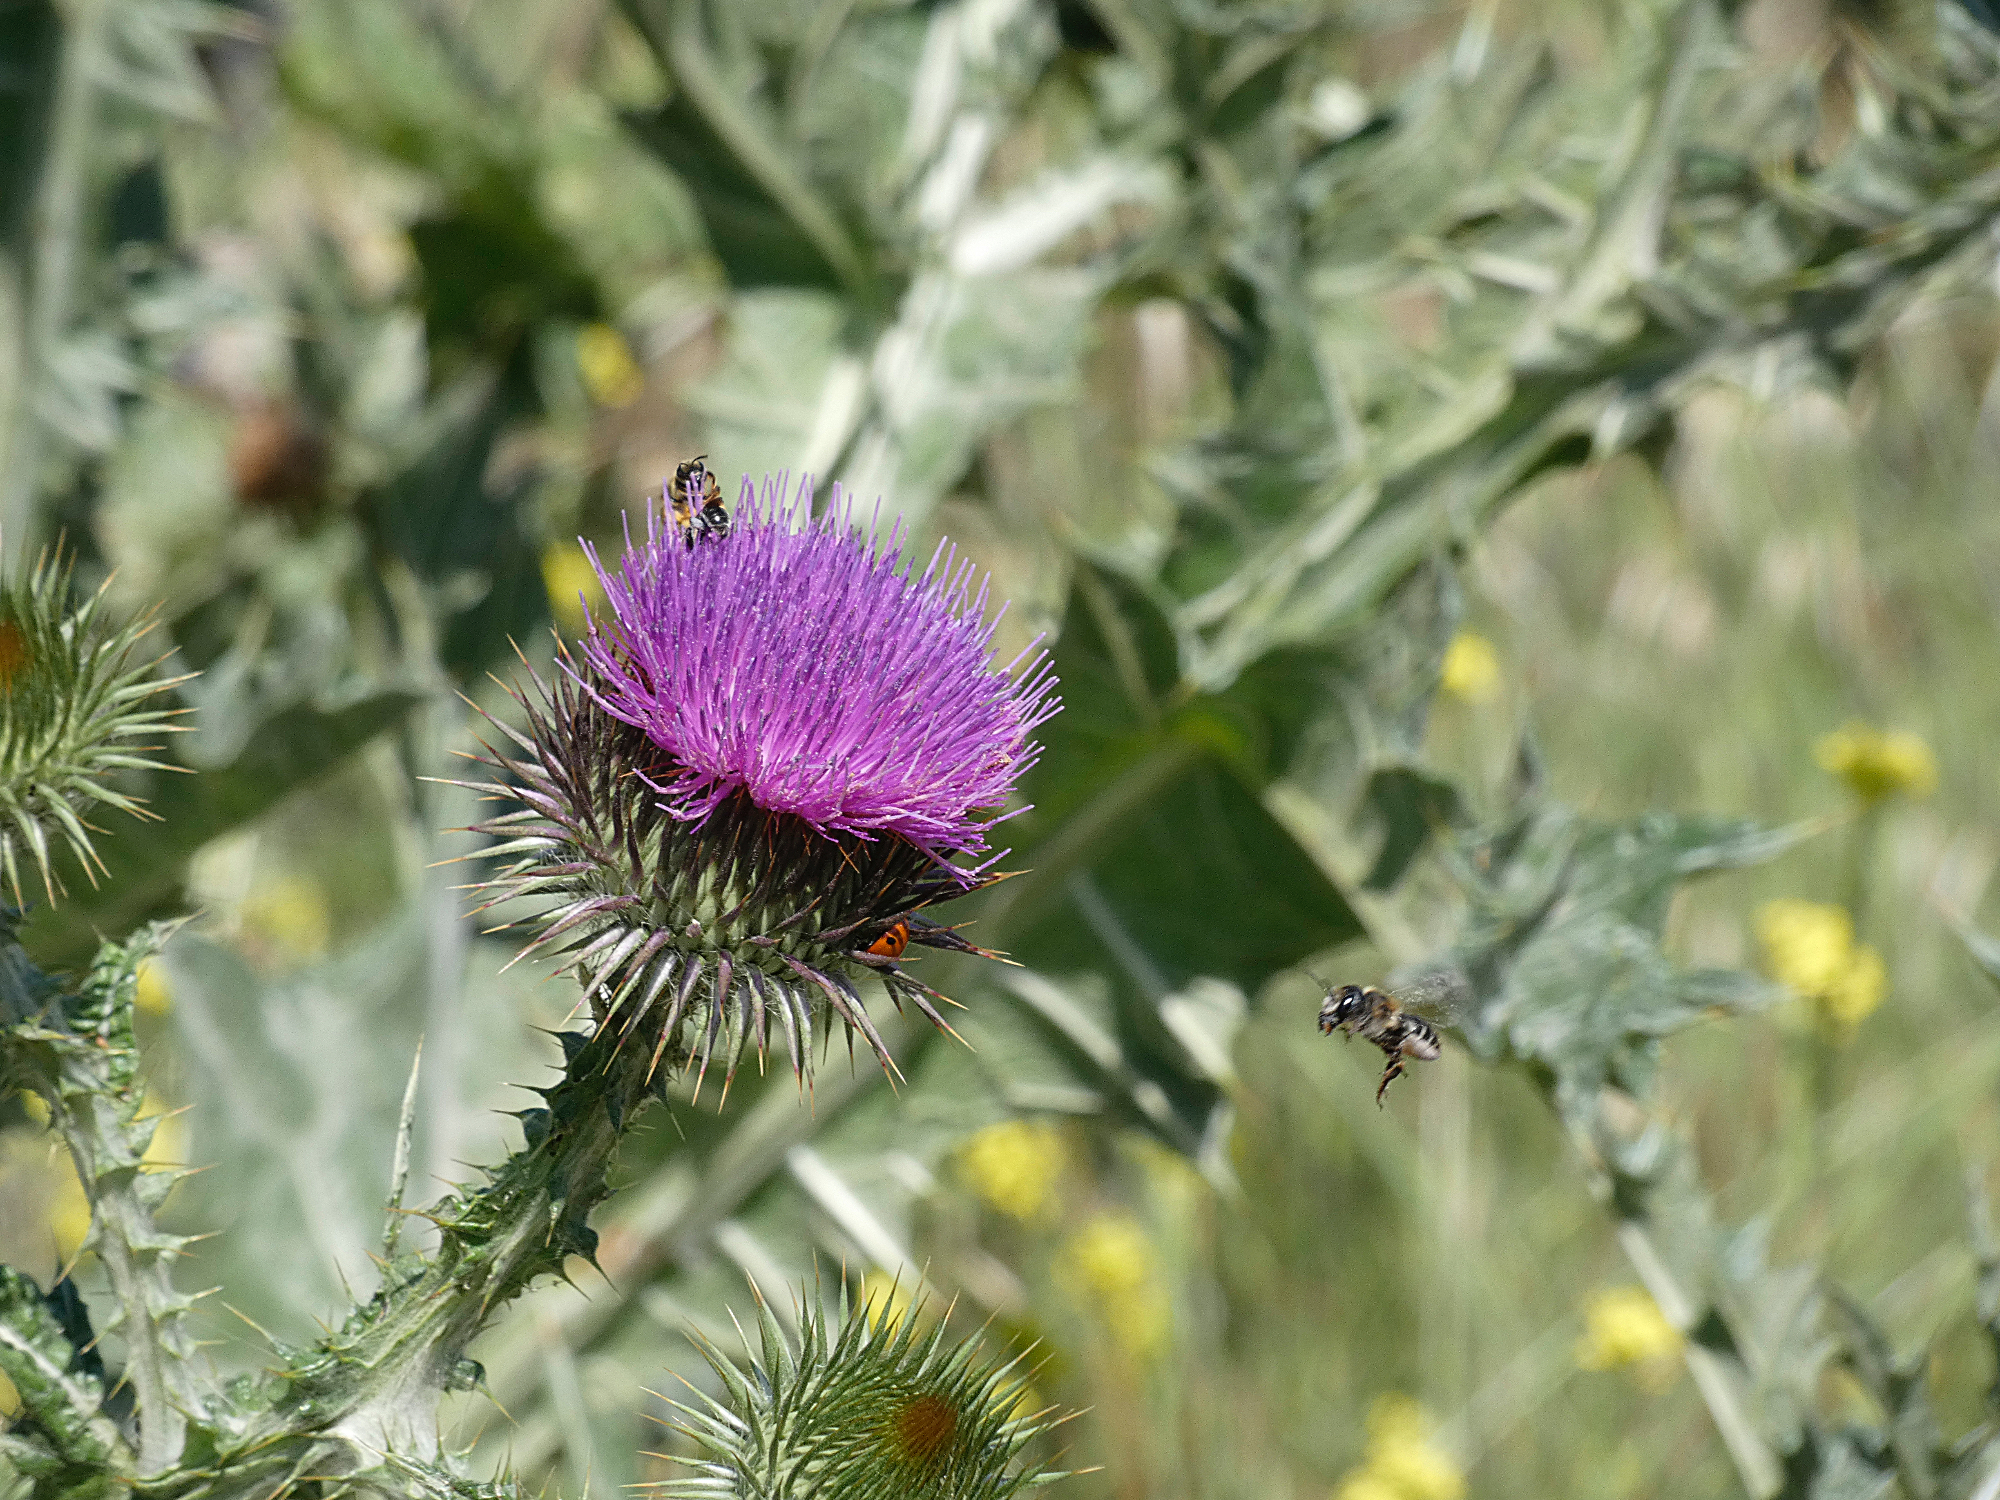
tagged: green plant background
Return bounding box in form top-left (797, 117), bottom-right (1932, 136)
top-left (4, 0), bottom-right (2000, 1495)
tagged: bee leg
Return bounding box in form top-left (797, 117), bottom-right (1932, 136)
top-left (1374, 1058), bottom-right (1404, 1107)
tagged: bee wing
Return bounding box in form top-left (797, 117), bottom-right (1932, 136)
top-left (1384, 965), bottom-right (1472, 1022)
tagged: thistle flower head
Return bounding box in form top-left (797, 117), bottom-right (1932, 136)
top-left (462, 476), bottom-right (1058, 1086)
top-left (657, 1281), bottom-right (1069, 1499)
top-left (578, 477), bottom-right (1056, 861)
top-left (0, 548), bottom-right (185, 903)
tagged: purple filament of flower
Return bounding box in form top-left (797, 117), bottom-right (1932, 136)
top-left (578, 475), bottom-right (1059, 867)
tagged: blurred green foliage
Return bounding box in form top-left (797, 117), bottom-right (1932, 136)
top-left (5, 0), bottom-right (2000, 1496)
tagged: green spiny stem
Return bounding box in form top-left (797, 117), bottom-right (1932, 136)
top-left (471, 1009), bottom-right (922, 1432)
top-left (55, 1100), bottom-right (188, 1476)
top-left (8, 925), bottom-right (213, 1478)
top-left (214, 1020), bottom-right (678, 1480)
top-left (1614, 1222), bottom-right (1781, 1500)
top-left (1563, 1110), bottom-right (1782, 1500)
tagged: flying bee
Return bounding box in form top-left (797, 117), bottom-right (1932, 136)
top-left (666, 455), bottom-right (731, 547)
top-left (1315, 969), bottom-right (1466, 1106)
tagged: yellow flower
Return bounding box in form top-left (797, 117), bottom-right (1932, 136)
top-left (1006, 1382), bottom-right (1045, 1423)
top-left (1756, 900), bottom-right (1853, 997)
top-left (1821, 942), bottom-right (1886, 1030)
top-left (134, 957), bottom-right (171, 1017)
top-left (240, 876), bottom-right (330, 965)
top-left (138, 1091), bottom-right (187, 1175)
top-left (862, 1269), bottom-right (918, 1334)
top-left (1754, 899), bottom-right (1889, 1037)
top-left (541, 542), bottom-right (607, 637)
top-left (1576, 1286), bottom-right (1682, 1374)
top-left (1064, 1214), bottom-right (1153, 1299)
top-left (1335, 1395), bottom-right (1465, 1500)
top-left (0, 1368), bottom-right (17, 1418)
top-left (575, 323), bottom-right (644, 409)
top-left (1814, 723), bottom-right (1937, 803)
top-left (1059, 1213), bottom-right (1170, 1361)
top-left (1371, 1440), bottom-right (1467, 1500)
top-left (49, 1152), bottom-right (90, 1259)
top-left (1439, 632), bottom-right (1499, 703)
top-left (1365, 1393), bottom-right (1430, 1447)
top-left (958, 1118), bottom-right (1067, 1222)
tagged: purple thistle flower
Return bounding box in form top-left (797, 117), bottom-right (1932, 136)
top-left (578, 478), bottom-right (1057, 865)
top-left (460, 474), bottom-right (1059, 1087)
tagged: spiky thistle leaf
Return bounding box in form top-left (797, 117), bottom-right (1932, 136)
top-left (1, 917), bottom-right (214, 1473)
top-left (0, 1265), bottom-right (126, 1491)
top-left (0, 548), bottom-right (184, 904)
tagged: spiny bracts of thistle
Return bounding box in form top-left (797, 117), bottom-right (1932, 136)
top-left (460, 474), bottom-right (1059, 1086)
top-left (0, 548), bottom-right (185, 904)
top-left (655, 1282), bottom-right (1068, 1499)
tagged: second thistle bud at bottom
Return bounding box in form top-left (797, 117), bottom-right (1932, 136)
top-left (462, 664), bottom-right (1007, 1089)
top-left (660, 1284), bottom-right (1068, 1499)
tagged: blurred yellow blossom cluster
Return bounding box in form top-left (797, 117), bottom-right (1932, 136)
top-left (1438, 631), bottom-right (1499, 703)
top-left (1575, 1285), bottom-right (1682, 1387)
top-left (45, 1152), bottom-right (89, 1261)
top-left (1334, 1395), bottom-right (1465, 1500)
top-left (958, 1117), bottom-right (1068, 1222)
top-left (136, 1090), bottom-right (188, 1176)
top-left (862, 1268), bottom-right (921, 1334)
top-left (134, 957), bottom-right (171, 1016)
top-left (574, 322), bottom-right (644, 408)
top-left (1813, 722), bottom-right (1937, 803)
top-left (541, 542), bottom-right (608, 637)
top-left (17, 1087), bottom-right (184, 1255)
top-left (239, 875), bottom-right (331, 968)
top-left (1755, 899), bottom-right (1887, 1035)
top-left (13, 1094), bottom-right (91, 1259)
top-left (1058, 1212), bottom-right (1169, 1362)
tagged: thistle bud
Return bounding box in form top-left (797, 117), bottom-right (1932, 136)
top-left (0, 550), bottom-right (184, 904)
top-left (659, 1283), bottom-right (1068, 1499)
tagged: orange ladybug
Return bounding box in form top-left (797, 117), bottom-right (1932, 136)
top-left (866, 920), bottom-right (909, 959)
